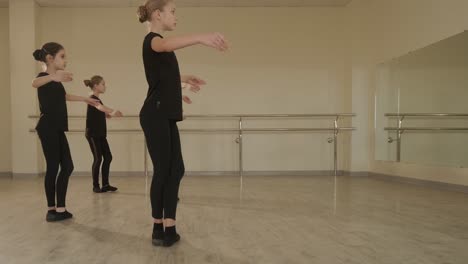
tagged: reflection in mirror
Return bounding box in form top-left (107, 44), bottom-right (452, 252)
top-left (375, 31), bottom-right (468, 167)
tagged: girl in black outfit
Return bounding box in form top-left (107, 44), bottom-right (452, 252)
top-left (84, 75), bottom-right (123, 193)
top-left (137, 0), bottom-right (228, 247)
top-left (32, 42), bottom-right (99, 222)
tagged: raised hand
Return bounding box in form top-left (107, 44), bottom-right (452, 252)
top-left (183, 75), bottom-right (206, 93)
top-left (114, 110), bottom-right (123, 117)
top-left (199, 33), bottom-right (229, 52)
top-left (183, 95), bottom-right (192, 104)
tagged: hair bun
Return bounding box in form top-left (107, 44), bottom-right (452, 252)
top-left (83, 80), bottom-right (92, 87)
top-left (137, 5), bottom-right (148, 23)
top-left (33, 49), bottom-right (45, 62)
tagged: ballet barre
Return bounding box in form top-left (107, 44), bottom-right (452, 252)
top-left (29, 113), bottom-right (356, 177)
top-left (384, 113), bottom-right (468, 162)
top-left (385, 113), bottom-right (468, 118)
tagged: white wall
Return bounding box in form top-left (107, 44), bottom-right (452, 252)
top-left (0, 8), bottom-right (11, 173)
top-left (348, 0), bottom-right (468, 186)
top-left (36, 7), bottom-right (351, 174)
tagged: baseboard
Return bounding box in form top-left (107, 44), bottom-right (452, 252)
top-left (72, 170), bottom-right (345, 177)
top-left (348, 171), bottom-right (369, 177)
top-left (241, 170), bottom-right (343, 176)
top-left (0, 172), bottom-right (12, 178)
top-left (368, 172), bottom-right (468, 193)
top-left (11, 173), bottom-right (42, 178)
top-left (71, 171), bottom-right (145, 177)
top-left (185, 171), bottom-right (239, 176)
top-left (10, 170), bottom-right (348, 178)
top-left (7, 170), bottom-right (468, 193)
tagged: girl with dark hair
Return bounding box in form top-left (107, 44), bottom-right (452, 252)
top-left (32, 42), bottom-right (99, 222)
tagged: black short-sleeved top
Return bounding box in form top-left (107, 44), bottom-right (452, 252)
top-left (35, 72), bottom-right (68, 132)
top-left (86, 95), bottom-right (106, 137)
top-left (140, 32), bottom-right (183, 121)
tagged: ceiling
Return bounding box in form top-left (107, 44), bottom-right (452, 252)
top-left (0, 0), bottom-right (352, 8)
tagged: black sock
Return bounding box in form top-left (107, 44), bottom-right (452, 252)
top-left (153, 223), bottom-right (164, 234)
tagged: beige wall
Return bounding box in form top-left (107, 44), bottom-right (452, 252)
top-left (9, 0), bottom-right (42, 175)
top-left (5, 0), bottom-right (468, 184)
top-left (348, 0), bottom-right (468, 185)
top-left (0, 8), bottom-right (11, 173)
top-left (36, 7), bottom-right (351, 173)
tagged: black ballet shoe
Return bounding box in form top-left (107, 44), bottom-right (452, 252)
top-left (163, 226), bottom-right (180, 247)
top-left (51, 210), bottom-right (73, 222)
top-left (152, 223), bottom-right (164, 246)
top-left (163, 233), bottom-right (180, 247)
top-left (101, 185), bottom-right (118, 192)
top-left (46, 209), bottom-right (57, 222)
top-left (152, 232), bottom-right (164, 246)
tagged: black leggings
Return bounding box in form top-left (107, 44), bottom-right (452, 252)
top-left (37, 130), bottom-right (74, 208)
top-left (86, 136), bottom-right (112, 188)
top-left (140, 117), bottom-right (185, 220)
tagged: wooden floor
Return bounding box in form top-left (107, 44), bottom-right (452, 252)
top-left (1, 175), bottom-right (468, 264)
